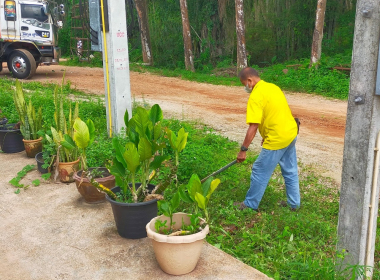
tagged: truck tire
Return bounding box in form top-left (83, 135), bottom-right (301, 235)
top-left (7, 49), bottom-right (37, 79)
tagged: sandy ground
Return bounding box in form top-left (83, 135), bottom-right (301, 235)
top-left (0, 64), bottom-right (347, 279)
top-left (1, 64), bottom-right (347, 182)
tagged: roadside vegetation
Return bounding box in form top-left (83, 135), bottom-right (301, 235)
top-left (0, 78), bottom-right (377, 279)
top-left (61, 51), bottom-right (351, 100)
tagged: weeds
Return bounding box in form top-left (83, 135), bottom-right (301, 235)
top-left (9, 165), bottom-right (38, 193)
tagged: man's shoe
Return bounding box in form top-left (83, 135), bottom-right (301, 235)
top-left (279, 200), bottom-right (299, 212)
top-left (233, 201), bottom-right (259, 212)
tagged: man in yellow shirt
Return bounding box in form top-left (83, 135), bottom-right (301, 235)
top-left (234, 67), bottom-right (300, 211)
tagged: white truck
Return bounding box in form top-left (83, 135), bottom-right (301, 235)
top-left (0, 0), bottom-right (64, 79)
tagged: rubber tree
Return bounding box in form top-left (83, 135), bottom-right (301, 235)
top-left (134, 0), bottom-right (153, 65)
top-left (309, 0), bottom-right (327, 68)
top-left (235, 0), bottom-right (247, 73)
top-left (179, 0), bottom-right (195, 72)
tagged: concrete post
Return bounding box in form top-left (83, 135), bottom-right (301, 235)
top-left (337, 1), bottom-right (380, 278)
top-left (102, 0), bottom-right (132, 136)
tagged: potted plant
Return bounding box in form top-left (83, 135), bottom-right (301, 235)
top-left (0, 109), bottom-right (24, 153)
top-left (88, 104), bottom-right (188, 239)
top-left (146, 174), bottom-right (221, 275)
top-left (12, 80), bottom-right (43, 157)
top-left (70, 117), bottom-right (115, 203)
top-left (45, 83), bottom-right (80, 183)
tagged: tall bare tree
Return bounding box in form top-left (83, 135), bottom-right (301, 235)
top-left (135, 0), bottom-right (153, 65)
top-left (310, 0), bottom-right (327, 68)
top-left (235, 0), bottom-right (247, 73)
top-left (180, 0), bottom-right (195, 72)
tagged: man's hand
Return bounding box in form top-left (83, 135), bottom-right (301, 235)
top-left (261, 138), bottom-right (264, 146)
top-left (237, 151), bottom-right (246, 163)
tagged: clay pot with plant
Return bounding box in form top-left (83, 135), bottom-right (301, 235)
top-left (89, 104), bottom-right (188, 239)
top-left (45, 82), bottom-right (81, 183)
top-left (146, 174), bottom-right (221, 276)
top-left (69, 117), bottom-right (115, 204)
top-left (0, 109), bottom-right (24, 153)
top-left (12, 80), bottom-right (43, 157)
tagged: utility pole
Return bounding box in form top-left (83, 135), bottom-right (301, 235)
top-left (100, 0), bottom-right (132, 136)
top-left (337, 1), bottom-right (380, 279)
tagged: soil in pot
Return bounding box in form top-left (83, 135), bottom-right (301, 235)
top-left (74, 167), bottom-right (115, 204)
top-left (23, 137), bottom-right (43, 158)
top-left (35, 152), bottom-right (50, 174)
top-left (106, 184), bottom-right (157, 239)
top-left (58, 159), bottom-right (80, 183)
top-left (146, 212), bottom-right (209, 276)
top-left (0, 124), bottom-right (25, 153)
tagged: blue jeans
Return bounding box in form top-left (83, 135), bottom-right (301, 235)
top-left (244, 137), bottom-right (300, 209)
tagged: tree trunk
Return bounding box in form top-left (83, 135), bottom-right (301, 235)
top-left (235, 0), bottom-right (247, 73)
top-left (179, 0), bottom-right (195, 72)
top-left (134, 0), bottom-right (153, 65)
top-left (310, 0), bottom-right (327, 67)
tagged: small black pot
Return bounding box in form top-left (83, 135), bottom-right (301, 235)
top-left (106, 184), bottom-right (158, 239)
top-left (0, 124), bottom-right (25, 153)
top-left (35, 152), bottom-right (49, 174)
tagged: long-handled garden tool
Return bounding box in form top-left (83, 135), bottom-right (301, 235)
top-left (201, 160), bottom-right (238, 183)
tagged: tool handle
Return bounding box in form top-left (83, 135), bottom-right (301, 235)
top-left (201, 160), bottom-right (237, 183)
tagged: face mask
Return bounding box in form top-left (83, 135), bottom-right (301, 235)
top-left (244, 84), bottom-right (252, 93)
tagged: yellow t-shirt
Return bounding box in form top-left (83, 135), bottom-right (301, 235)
top-left (246, 80), bottom-right (297, 150)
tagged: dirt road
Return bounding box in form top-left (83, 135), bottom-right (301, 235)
top-left (0, 65), bottom-right (347, 182)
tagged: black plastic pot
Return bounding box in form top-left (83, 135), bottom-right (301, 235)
top-left (35, 152), bottom-right (49, 174)
top-left (106, 184), bottom-right (158, 239)
top-left (0, 124), bottom-right (25, 153)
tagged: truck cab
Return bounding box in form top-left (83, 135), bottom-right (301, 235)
top-left (0, 0), bottom-right (63, 79)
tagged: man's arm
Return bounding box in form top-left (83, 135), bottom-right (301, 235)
top-left (237, 123), bottom-right (259, 162)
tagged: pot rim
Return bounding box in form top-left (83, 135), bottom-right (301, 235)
top-left (146, 212), bottom-right (209, 244)
top-left (58, 158), bottom-right (80, 166)
top-left (35, 151), bottom-right (44, 162)
top-left (105, 185), bottom-right (158, 206)
top-left (75, 167), bottom-right (113, 178)
top-left (22, 136), bottom-right (43, 143)
top-left (0, 123), bottom-right (21, 132)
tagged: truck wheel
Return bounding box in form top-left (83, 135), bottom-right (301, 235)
top-left (7, 49), bottom-right (36, 79)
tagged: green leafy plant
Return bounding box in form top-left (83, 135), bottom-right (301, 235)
top-left (9, 165), bottom-right (36, 192)
top-left (12, 80), bottom-right (42, 140)
top-left (157, 192), bottom-right (180, 233)
top-left (45, 75), bottom-right (80, 164)
top-left (179, 174), bottom-right (220, 222)
top-left (156, 175), bottom-right (221, 235)
top-left (107, 104), bottom-right (169, 203)
top-left (68, 117), bottom-right (95, 171)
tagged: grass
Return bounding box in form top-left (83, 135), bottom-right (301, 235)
top-left (0, 77), bottom-right (378, 279)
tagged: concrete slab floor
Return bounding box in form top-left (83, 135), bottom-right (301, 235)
top-left (0, 152), bottom-right (272, 280)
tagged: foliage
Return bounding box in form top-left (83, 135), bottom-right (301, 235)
top-left (179, 175), bottom-right (220, 222)
top-left (108, 104), bottom-right (168, 203)
top-left (130, 53), bottom-right (351, 99)
top-left (70, 117), bottom-right (95, 170)
top-left (9, 165), bottom-right (36, 192)
top-left (12, 80), bottom-right (43, 140)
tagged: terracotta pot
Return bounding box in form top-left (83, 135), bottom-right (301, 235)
top-left (146, 212), bottom-right (209, 275)
top-left (73, 167), bottom-right (115, 204)
top-left (58, 158), bottom-right (80, 183)
top-left (22, 137), bottom-right (42, 158)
